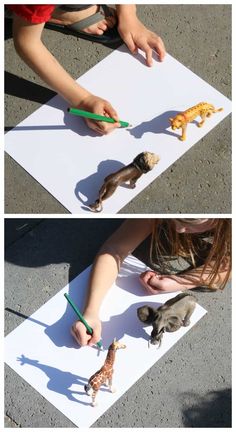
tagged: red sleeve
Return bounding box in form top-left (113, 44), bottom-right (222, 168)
top-left (8, 5), bottom-right (55, 24)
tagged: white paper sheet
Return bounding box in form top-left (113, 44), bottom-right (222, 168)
top-left (5, 255), bottom-right (207, 428)
top-left (4, 45), bottom-right (231, 213)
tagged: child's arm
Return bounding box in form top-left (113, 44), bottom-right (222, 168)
top-left (140, 260), bottom-right (231, 293)
top-left (116, 5), bottom-right (166, 66)
top-left (12, 14), bottom-right (120, 134)
top-left (72, 219), bottom-right (153, 346)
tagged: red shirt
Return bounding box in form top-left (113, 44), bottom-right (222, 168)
top-left (8, 5), bottom-right (56, 24)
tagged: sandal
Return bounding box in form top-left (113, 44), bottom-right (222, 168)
top-left (45, 5), bottom-right (122, 46)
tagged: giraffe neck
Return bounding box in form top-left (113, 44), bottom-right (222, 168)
top-left (104, 347), bottom-right (116, 367)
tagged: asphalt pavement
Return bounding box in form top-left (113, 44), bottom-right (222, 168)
top-left (4, 219), bottom-right (231, 427)
top-left (4, 5), bottom-right (231, 213)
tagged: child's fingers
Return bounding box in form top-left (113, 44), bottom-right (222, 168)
top-left (81, 98), bottom-right (120, 135)
top-left (85, 118), bottom-right (118, 135)
top-left (152, 36), bottom-right (166, 62)
top-left (144, 283), bottom-right (162, 295)
top-left (71, 322), bottom-right (91, 346)
top-left (122, 33), bottom-right (138, 55)
top-left (144, 45), bottom-right (154, 67)
top-left (86, 120), bottom-right (105, 135)
top-left (149, 288), bottom-right (162, 295)
top-left (135, 39), bottom-right (153, 66)
top-left (103, 102), bottom-right (119, 123)
top-left (88, 328), bottom-right (101, 347)
top-left (139, 270), bottom-right (157, 285)
top-left (139, 271), bottom-right (163, 294)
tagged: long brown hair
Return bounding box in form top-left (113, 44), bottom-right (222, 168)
top-left (150, 218), bottom-right (231, 289)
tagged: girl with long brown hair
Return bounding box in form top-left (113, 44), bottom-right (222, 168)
top-left (71, 218), bottom-right (231, 347)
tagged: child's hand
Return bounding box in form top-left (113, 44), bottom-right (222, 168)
top-left (77, 94), bottom-right (120, 135)
top-left (118, 16), bottom-right (166, 67)
top-left (139, 270), bottom-right (184, 294)
top-left (71, 312), bottom-right (102, 347)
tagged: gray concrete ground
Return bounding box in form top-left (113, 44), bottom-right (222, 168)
top-left (5, 219), bottom-right (231, 427)
top-left (4, 5), bottom-right (231, 214)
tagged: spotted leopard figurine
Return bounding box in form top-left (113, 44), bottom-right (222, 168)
top-left (169, 102), bottom-right (223, 141)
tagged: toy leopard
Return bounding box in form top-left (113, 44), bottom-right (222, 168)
top-left (169, 102), bottom-right (223, 141)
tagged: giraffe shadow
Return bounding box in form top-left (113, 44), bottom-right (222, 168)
top-left (16, 354), bottom-right (91, 405)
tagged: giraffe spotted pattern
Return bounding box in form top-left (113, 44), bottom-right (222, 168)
top-left (84, 339), bottom-right (126, 406)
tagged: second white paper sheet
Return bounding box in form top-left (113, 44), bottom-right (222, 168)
top-left (5, 255), bottom-right (207, 427)
top-left (5, 45), bottom-right (231, 213)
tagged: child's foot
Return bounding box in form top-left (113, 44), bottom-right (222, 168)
top-left (50, 5), bottom-right (116, 36)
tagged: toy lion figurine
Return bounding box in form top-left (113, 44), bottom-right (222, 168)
top-left (169, 102), bottom-right (223, 141)
top-left (89, 151), bottom-right (160, 212)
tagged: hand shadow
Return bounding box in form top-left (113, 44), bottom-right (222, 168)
top-left (74, 159), bottom-right (125, 211)
top-left (63, 109), bottom-right (101, 138)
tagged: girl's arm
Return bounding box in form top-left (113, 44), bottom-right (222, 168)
top-left (12, 15), bottom-right (119, 134)
top-left (72, 219), bottom-right (153, 346)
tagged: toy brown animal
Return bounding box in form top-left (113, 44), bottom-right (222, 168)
top-left (84, 338), bottom-right (126, 406)
top-left (169, 102), bottom-right (223, 141)
top-left (89, 151), bottom-right (160, 212)
top-left (137, 292), bottom-right (197, 347)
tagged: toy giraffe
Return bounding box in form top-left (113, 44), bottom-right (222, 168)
top-left (84, 338), bottom-right (126, 406)
top-left (169, 102), bottom-right (223, 141)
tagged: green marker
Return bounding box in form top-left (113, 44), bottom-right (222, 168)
top-left (67, 107), bottom-right (131, 128)
top-left (64, 293), bottom-right (103, 350)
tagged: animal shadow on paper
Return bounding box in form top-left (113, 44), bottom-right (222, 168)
top-left (129, 110), bottom-right (198, 140)
top-left (16, 354), bottom-right (93, 405)
top-left (101, 300), bottom-right (162, 348)
top-left (74, 159), bottom-right (125, 211)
